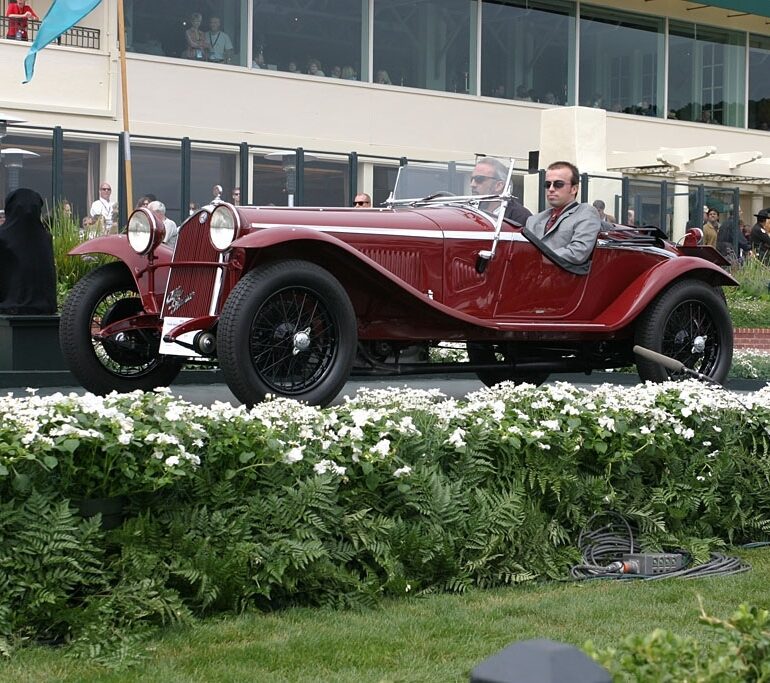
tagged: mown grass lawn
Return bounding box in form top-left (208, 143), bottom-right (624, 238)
top-left (3, 546), bottom-right (769, 683)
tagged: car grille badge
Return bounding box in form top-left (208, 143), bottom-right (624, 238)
top-left (166, 286), bottom-right (196, 314)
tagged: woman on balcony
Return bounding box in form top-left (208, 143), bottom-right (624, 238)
top-left (6, 1), bottom-right (39, 41)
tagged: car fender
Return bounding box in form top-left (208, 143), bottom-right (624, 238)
top-left (68, 235), bottom-right (173, 313)
top-left (231, 226), bottom-right (500, 334)
top-left (595, 256), bottom-right (738, 330)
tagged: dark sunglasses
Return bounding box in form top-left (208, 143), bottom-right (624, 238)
top-left (354, 200), bottom-right (370, 206)
top-left (470, 174), bottom-right (500, 184)
top-left (543, 180), bottom-right (572, 190)
top-left (543, 180), bottom-right (569, 189)
top-left (101, 186), bottom-right (111, 191)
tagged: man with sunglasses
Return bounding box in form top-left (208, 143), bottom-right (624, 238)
top-left (353, 193), bottom-right (371, 208)
top-left (470, 157), bottom-right (531, 226)
top-left (524, 160), bottom-right (601, 271)
top-left (85, 181), bottom-right (115, 234)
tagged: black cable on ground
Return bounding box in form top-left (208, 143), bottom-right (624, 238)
top-left (570, 512), bottom-right (750, 581)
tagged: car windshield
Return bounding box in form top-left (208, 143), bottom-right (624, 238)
top-left (388, 157), bottom-right (518, 213)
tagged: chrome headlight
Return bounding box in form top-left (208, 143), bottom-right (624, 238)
top-left (209, 204), bottom-right (239, 251)
top-left (127, 208), bottom-right (165, 255)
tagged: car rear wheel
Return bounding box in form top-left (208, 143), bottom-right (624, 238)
top-left (217, 260), bottom-right (357, 406)
top-left (466, 342), bottom-right (550, 388)
top-left (59, 262), bottom-right (184, 394)
top-left (634, 279), bottom-right (733, 384)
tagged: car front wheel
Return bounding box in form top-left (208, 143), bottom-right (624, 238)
top-left (217, 260), bottom-right (357, 406)
top-left (59, 262), bottom-right (184, 394)
top-left (634, 279), bottom-right (733, 384)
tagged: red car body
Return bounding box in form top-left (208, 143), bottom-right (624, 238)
top-left (61, 172), bottom-right (736, 406)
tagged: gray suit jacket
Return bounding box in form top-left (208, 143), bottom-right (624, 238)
top-left (525, 202), bottom-right (602, 267)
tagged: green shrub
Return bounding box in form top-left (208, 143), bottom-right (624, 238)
top-left (47, 202), bottom-right (111, 307)
top-left (2, 382), bottom-right (770, 665)
top-left (586, 602), bottom-right (770, 682)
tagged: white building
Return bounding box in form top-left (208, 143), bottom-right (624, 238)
top-left (2, 0), bottom-right (770, 235)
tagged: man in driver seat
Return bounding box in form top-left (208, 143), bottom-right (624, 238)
top-left (525, 160), bottom-right (601, 267)
top-left (470, 157), bottom-right (531, 226)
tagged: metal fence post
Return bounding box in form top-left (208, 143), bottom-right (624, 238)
top-left (732, 186), bottom-right (740, 255)
top-left (181, 137), bottom-right (191, 220)
top-left (239, 142), bottom-right (249, 205)
top-left (349, 151), bottom-right (358, 205)
top-left (621, 176), bottom-right (630, 225)
top-left (660, 180), bottom-right (668, 235)
top-left (295, 147), bottom-right (305, 206)
top-left (538, 169), bottom-right (546, 212)
top-left (52, 126), bottom-right (64, 208)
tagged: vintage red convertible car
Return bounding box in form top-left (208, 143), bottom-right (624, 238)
top-left (60, 159), bottom-right (736, 406)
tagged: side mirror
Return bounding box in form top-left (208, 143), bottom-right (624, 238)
top-left (476, 250), bottom-right (492, 274)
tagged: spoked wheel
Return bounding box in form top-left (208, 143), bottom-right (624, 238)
top-left (217, 260), bottom-right (357, 406)
top-left (466, 341), bottom-right (550, 388)
top-left (59, 262), bottom-right (183, 394)
top-left (635, 279), bottom-right (733, 384)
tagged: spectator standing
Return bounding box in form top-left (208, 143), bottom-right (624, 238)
top-left (353, 193), bottom-right (371, 208)
top-left (205, 17), bottom-right (233, 64)
top-left (86, 181), bottom-right (115, 234)
top-left (702, 208), bottom-right (720, 247)
top-left (231, 187), bottom-right (241, 205)
top-left (0, 188), bottom-right (56, 315)
top-left (717, 211), bottom-right (751, 263)
top-left (592, 199), bottom-right (615, 223)
top-left (183, 12), bottom-right (208, 61)
top-left (750, 209), bottom-right (770, 262)
top-left (6, 1), bottom-right (38, 40)
top-left (147, 201), bottom-right (178, 248)
top-left (307, 59), bottom-right (325, 76)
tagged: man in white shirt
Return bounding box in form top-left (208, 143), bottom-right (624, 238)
top-left (205, 17), bottom-right (234, 64)
top-left (147, 200), bottom-right (179, 248)
top-left (87, 181), bottom-right (115, 233)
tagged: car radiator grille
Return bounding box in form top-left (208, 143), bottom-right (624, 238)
top-left (162, 216), bottom-right (221, 318)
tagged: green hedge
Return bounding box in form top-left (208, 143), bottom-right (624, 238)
top-left (2, 382), bottom-right (770, 666)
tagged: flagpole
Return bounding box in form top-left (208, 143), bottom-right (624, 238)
top-left (117, 0), bottom-right (133, 213)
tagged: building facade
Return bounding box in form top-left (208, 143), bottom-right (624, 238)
top-left (2, 0), bottom-right (770, 233)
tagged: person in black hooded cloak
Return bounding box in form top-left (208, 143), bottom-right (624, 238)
top-left (0, 188), bottom-right (57, 314)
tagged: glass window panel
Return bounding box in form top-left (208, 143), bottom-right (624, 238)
top-left (481, 0), bottom-right (574, 104)
top-left (579, 7), bottom-right (663, 117)
top-left (303, 159), bottom-right (349, 207)
top-left (131, 145), bottom-right (182, 223)
top-left (1, 133), bottom-right (55, 209)
top-left (749, 34), bottom-right (770, 131)
top-left (252, 1), bottom-right (363, 78)
top-left (252, 157), bottom-right (290, 206)
top-left (127, 0), bottom-right (244, 66)
top-left (374, 0), bottom-right (476, 94)
top-left (373, 164), bottom-right (400, 207)
top-left (668, 21), bottom-right (745, 127)
top-left (191, 148), bottom-right (237, 216)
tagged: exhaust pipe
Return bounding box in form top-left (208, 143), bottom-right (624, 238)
top-left (633, 345), bottom-right (720, 385)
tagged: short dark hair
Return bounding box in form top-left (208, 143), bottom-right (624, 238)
top-left (547, 160), bottom-right (580, 186)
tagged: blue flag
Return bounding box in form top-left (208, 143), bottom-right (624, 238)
top-left (24, 0), bottom-right (102, 83)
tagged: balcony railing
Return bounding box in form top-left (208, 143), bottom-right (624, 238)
top-left (1, 17), bottom-right (100, 50)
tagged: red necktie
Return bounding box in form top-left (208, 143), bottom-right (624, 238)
top-left (545, 210), bottom-right (559, 233)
